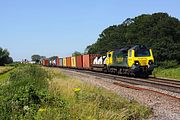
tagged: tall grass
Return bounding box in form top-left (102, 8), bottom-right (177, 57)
top-left (0, 65), bottom-right (67, 120)
top-left (0, 66), bottom-right (13, 74)
top-left (0, 65), bottom-right (152, 120)
top-left (45, 68), bottom-right (152, 120)
top-left (153, 67), bottom-right (180, 80)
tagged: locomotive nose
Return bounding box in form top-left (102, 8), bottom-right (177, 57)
top-left (137, 58), bottom-right (148, 66)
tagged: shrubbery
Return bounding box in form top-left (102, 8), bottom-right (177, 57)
top-left (159, 60), bottom-right (178, 69)
top-left (0, 65), bottom-right (67, 120)
top-left (0, 47), bottom-right (13, 66)
top-left (0, 65), bottom-right (152, 119)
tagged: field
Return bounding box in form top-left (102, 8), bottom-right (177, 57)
top-left (153, 67), bottom-right (180, 80)
top-left (0, 65), bottom-right (152, 120)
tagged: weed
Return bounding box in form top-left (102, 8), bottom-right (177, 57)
top-left (153, 67), bottom-right (180, 80)
top-left (48, 68), bottom-right (152, 120)
top-left (0, 65), bottom-right (68, 120)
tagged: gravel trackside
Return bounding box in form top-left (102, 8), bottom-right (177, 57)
top-left (59, 68), bottom-right (180, 120)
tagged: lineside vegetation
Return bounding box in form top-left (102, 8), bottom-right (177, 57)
top-left (153, 67), bottom-right (180, 80)
top-left (0, 65), bottom-right (152, 119)
top-left (0, 66), bottom-right (14, 74)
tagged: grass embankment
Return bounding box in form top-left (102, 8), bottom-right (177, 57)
top-left (0, 65), bottom-right (152, 120)
top-left (153, 67), bottom-right (180, 80)
top-left (0, 65), bottom-right (53, 120)
top-left (0, 66), bottom-right (14, 84)
top-left (0, 66), bottom-right (13, 74)
top-left (47, 68), bottom-right (152, 120)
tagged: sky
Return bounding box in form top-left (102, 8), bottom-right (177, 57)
top-left (0, 0), bottom-right (179, 61)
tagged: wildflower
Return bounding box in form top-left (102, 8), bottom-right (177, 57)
top-left (23, 105), bottom-right (30, 111)
top-left (38, 108), bottom-right (46, 112)
top-left (74, 88), bottom-right (81, 92)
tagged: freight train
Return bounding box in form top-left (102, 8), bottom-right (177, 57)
top-left (42, 45), bottom-right (155, 77)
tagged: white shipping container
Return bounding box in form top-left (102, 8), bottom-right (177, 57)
top-left (97, 56), bottom-right (107, 64)
top-left (93, 57), bottom-right (99, 64)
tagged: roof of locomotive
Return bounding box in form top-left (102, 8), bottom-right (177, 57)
top-left (129, 45), bottom-right (149, 50)
top-left (107, 45), bottom-right (149, 53)
top-left (107, 46), bottom-right (131, 52)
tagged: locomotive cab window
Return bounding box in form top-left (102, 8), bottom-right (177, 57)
top-left (135, 48), bottom-right (150, 57)
top-left (129, 50), bottom-right (132, 57)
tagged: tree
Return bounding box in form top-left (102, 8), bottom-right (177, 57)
top-left (84, 45), bottom-right (91, 54)
top-left (125, 13), bottom-right (180, 62)
top-left (72, 51), bottom-right (82, 56)
top-left (6, 57), bottom-right (13, 64)
top-left (86, 12), bottom-right (180, 63)
top-left (31, 55), bottom-right (41, 63)
top-left (49, 56), bottom-right (58, 60)
top-left (0, 47), bottom-right (13, 66)
top-left (122, 18), bottom-right (134, 26)
top-left (40, 56), bottom-right (46, 59)
top-left (87, 24), bottom-right (128, 54)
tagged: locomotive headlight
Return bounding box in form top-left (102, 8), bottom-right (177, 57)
top-left (148, 60), bottom-right (153, 65)
top-left (134, 61), bottom-right (139, 65)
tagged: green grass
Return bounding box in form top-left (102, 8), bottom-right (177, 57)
top-left (0, 65), bottom-right (152, 120)
top-left (0, 66), bottom-right (13, 74)
top-left (153, 67), bottom-right (180, 80)
top-left (0, 65), bottom-right (57, 120)
top-left (0, 71), bottom-right (11, 83)
top-left (0, 67), bottom-right (15, 84)
top-left (44, 68), bottom-right (152, 120)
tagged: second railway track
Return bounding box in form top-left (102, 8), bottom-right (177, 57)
top-left (64, 68), bottom-right (180, 94)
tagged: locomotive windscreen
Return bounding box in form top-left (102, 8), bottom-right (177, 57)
top-left (134, 46), bottom-right (150, 57)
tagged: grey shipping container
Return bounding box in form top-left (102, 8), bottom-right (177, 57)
top-left (60, 58), bottom-right (63, 67)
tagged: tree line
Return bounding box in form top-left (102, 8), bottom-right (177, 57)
top-left (86, 12), bottom-right (180, 64)
top-left (0, 47), bottom-right (13, 66)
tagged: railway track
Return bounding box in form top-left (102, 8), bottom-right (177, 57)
top-left (64, 68), bottom-right (180, 94)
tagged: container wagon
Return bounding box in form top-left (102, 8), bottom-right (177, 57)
top-left (71, 56), bottom-right (76, 68)
top-left (42, 59), bottom-right (49, 66)
top-left (82, 54), bottom-right (100, 69)
top-left (55, 57), bottom-right (60, 66)
top-left (76, 55), bottom-right (83, 69)
top-left (63, 58), bottom-right (67, 67)
top-left (59, 58), bottom-right (63, 67)
top-left (66, 57), bottom-right (71, 68)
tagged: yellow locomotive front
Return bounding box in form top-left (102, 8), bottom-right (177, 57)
top-left (128, 45), bottom-right (154, 76)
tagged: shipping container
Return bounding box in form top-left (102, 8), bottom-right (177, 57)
top-left (93, 56), bottom-right (107, 65)
top-left (60, 58), bottom-right (63, 67)
top-left (83, 54), bottom-right (100, 69)
top-left (42, 59), bottom-right (49, 66)
top-left (42, 59), bottom-right (45, 65)
top-left (56, 58), bottom-right (60, 66)
top-left (71, 56), bottom-right (76, 67)
top-left (49, 60), bottom-right (52, 66)
top-left (52, 59), bottom-right (56, 66)
top-left (76, 55), bottom-right (83, 69)
top-left (66, 57), bottom-right (71, 67)
top-left (46, 59), bottom-right (49, 66)
top-left (63, 58), bottom-right (67, 67)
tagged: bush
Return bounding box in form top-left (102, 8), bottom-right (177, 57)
top-left (0, 65), bottom-right (67, 120)
top-left (5, 62), bottom-right (21, 67)
top-left (159, 60), bottom-right (178, 69)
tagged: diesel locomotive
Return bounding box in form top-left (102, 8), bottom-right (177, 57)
top-left (92, 45), bottom-right (154, 77)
